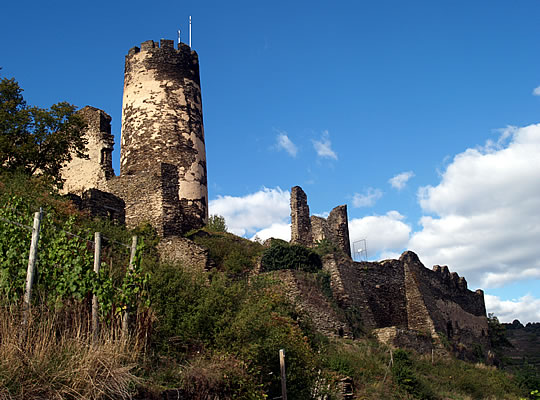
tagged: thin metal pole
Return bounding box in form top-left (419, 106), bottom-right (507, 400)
top-left (189, 16), bottom-right (192, 47)
top-left (23, 207), bottom-right (43, 324)
top-left (279, 349), bottom-right (287, 400)
top-left (92, 232), bottom-right (101, 341)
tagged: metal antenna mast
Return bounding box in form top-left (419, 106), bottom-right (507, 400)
top-left (189, 16), bottom-right (192, 47)
top-left (177, 29), bottom-right (181, 44)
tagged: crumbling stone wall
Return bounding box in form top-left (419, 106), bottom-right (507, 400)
top-left (322, 251), bottom-right (489, 356)
top-left (60, 106), bottom-right (114, 195)
top-left (270, 269), bottom-right (351, 338)
top-left (290, 186), bottom-right (351, 257)
top-left (290, 186), bottom-right (312, 247)
top-left (403, 252), bottom-right (489, 351)
top-left (68, 189), bottom-right (125, 224)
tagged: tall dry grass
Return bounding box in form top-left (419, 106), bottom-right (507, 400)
top-left (0, 302), bottom-right (144, 400)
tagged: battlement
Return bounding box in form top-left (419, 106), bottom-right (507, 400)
top-left (432, 264), bottom-right (468, 290)
top-left (127, 39), bottom-right (196, 57)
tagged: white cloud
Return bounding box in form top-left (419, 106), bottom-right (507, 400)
top-left (276, 132), bottom-right (298, 157)
top-left (209, 187), bottom-right (290, 237)
top-left (485, 294), bottom-right (540, 323)
top-left (313, 130), bottom-right (338, 160)
top-left (251, 222), bottom-right (291, 242)
top-left (349, 211), bottom-right (411, 260)
top-left (408, 124), bottom-right (540, 289)
top-left (352, 188), bottom-right (383, 207)
top-left (389, 171), bottom-right (415, 190)
top-left (533, 86), bottom-right (540, 96)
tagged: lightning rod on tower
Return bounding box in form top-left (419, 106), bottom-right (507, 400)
top-left (189, 16), bottom-right (192, 47)
top-left (177, 29), bottom-right (181, 44)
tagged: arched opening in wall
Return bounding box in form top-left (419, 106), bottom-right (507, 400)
top-left (446, 321), bottom-right (453, 338)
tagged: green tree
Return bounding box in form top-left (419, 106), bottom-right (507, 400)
top-left (206, 214), bottom-right (227, 232)
top-left (0, 76), bottom-right (87, 186)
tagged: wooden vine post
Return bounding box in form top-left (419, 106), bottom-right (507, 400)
top-left (279, 348), bottom-right (287, 400)
top-left (122, 235), bottom-right (138, 336)
top-left (22, 208), bottom-right (43, 325)
top-left (92, 232), bottom-right (101, 342)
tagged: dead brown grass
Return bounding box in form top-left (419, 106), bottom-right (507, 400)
top-left (0, 303), bottom-right (143, 400)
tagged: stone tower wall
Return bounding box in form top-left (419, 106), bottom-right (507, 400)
top-left (121, 39), bottom-right (208, 230)
top-left (290, 186), bottom-right (312, 246)
top-left (60, 106), bottom-right (114, 195)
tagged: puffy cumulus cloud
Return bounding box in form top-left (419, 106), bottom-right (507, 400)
top-left (533, 86), bottom-right (540, 96)
top-left (409, 124), bottom-right (540, 288)
top-left (349, 211), bottom-right (411, 260)
top-left (251, 222), bottom-right (291, 242)
top-left (389, 171), bottom-right (415, 190)
top-left (352, 188), bottom-right (383, 207)
top-left (276, 132), bottom-right (298, 157)
top-left (313, 130), bottom-right (338, 160)
top-left (209, 187), bottom-right (290, 237)
top-left (485, 294), bottom-right (540, 323)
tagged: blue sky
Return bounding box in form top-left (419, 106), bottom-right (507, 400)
top-left (2, 0), bottom-right (540, 322)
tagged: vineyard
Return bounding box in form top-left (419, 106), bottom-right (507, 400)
top-left (0, 195), bottom-right (149, 327)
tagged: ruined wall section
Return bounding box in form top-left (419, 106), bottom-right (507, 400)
top-left (290, 186), bottom-right (312, 247)
top-left (322, 255), bottom-right (377, 330)
top-left (326, 205), bottom-right (351, 256)
top-left (404, 253), bottom-right (490, 351)
top-left (273, 269), bottom-right (352, 338)
top-left (121, 39), bottom-right (208, 232)
top-left (290, 186), bottom-right (351, 257)
top-left (61, 106), bottom-right (115, 195)
top-left (108, 163), bottom-right (183, 237)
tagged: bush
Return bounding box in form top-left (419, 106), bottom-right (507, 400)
top-left (206, 214), bottom-right (227, 232)
top-left (188, 230), bottom-right (263, 276)
top-left (261, 242), bottom-right (322, 273)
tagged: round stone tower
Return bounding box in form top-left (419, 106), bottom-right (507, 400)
top-left (120, 39), bottom-right (208, 231)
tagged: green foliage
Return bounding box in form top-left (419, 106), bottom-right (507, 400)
top-left (391, 349), bottom-right (432, 399)
top-left (206, 214), bottom-right (227, 232)
top-left (313, 239), bottom-right (339, 257)
top-left (149, 263), bottom-right (318, 399)
top-left (261, 241), bottom-right (322, 273)
top-left (189, 230), bottom-right (263, 276)
top-left (0, 76), bottom-right (87, 186)
top-left (488, 313), bottom-right (512, 348)
top-left (0, 175), bottom-right (149, 322)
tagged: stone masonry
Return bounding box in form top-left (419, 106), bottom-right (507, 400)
top-left (291, 186), bottom-right (351, 257)
top-left (289, 186), bottom-right (490, 357)
top-left (322, 251), bottom-right (490, 357)
top-left (61, 39), bottom-right (208, 238)
top-left (290, 186), bottom-right (312, 247)
top-left (61, 106), bottom-right (115, 195)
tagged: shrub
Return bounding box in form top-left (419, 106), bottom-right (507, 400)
top-left (206, 214), bottom-right (227, 232)
top-left (261, 242), bottom-right (322, 273)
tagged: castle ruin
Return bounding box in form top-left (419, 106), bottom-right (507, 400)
top-left (61, 39), bottom-right (491, 358)
top-left (61, 39), bottom-right (208, 237)
top-left (290, 186), bottom-right (351, 256)
top-left (290, 186), bottom-right (490, 357)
